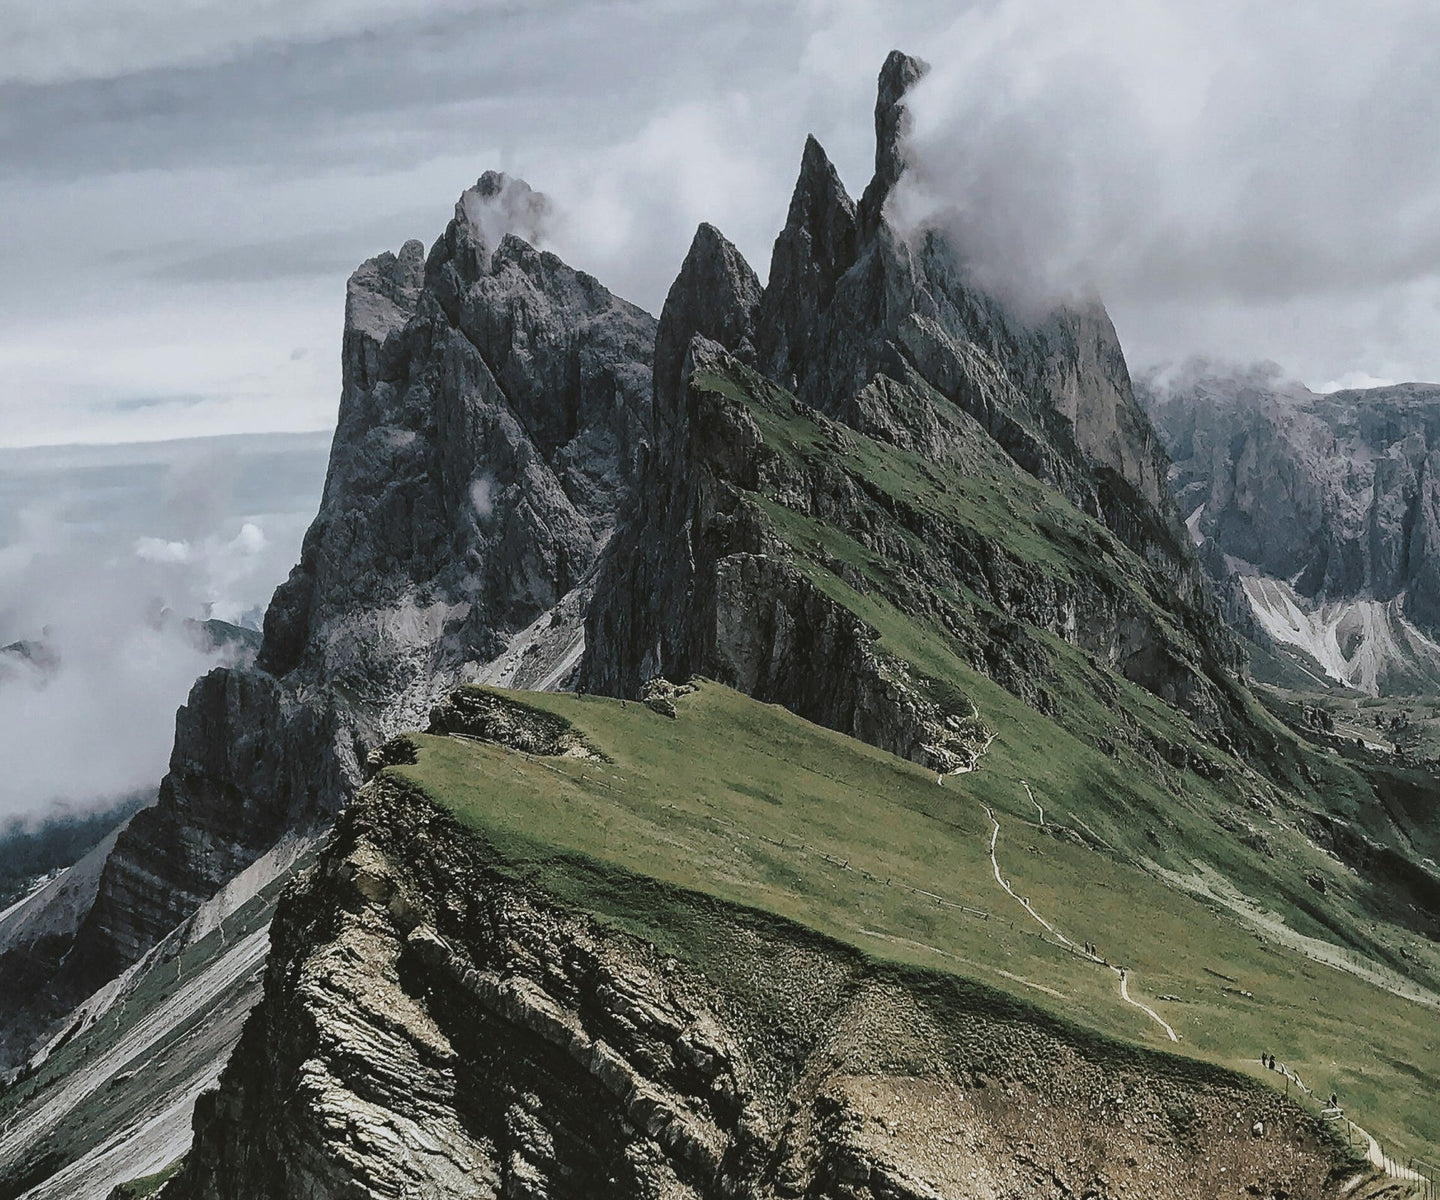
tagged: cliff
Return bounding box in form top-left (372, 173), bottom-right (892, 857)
top-left (1141, 362), bottom-right (1440, 694)
top-left (584, 53), bottom-right (1239, 759)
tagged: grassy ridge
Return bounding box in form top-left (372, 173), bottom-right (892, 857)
top-left (396, 683), bottom-right (1440, 1156)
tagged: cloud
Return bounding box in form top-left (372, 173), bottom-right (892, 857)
top-left (0, 434), bottom-right (327, 823)
top-left (470, 477), bottom-right (494, 520)
top-left (891, 0), bottom-right (1440, 375)
top-left (0, 0), bottom-right (487, 85)
top-left (1317, 371), bottom-right (1399, 395)
top-left (457, 173), bottom-right (554, 256)
top-left (0, 619), bottom-right (217, 823)
top-left (134, 536), bottom-right (191, 564)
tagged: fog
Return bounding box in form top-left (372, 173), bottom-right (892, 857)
top-left (892, 0), bottom-right (1440, 373)
top-left (0, 433), bottom-right (329, 826)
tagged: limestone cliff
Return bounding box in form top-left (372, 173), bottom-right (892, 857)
top-left (1141, 361), bottom-right (1440, 694)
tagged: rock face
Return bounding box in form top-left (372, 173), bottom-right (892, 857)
top-left (584, 54), bottom-right (1238, 761)
top-left (1, 172), bottom-right (655, 1063)
top-left (755, 52), bottom-right (1178, 531)
top-left (169, 777), bottom-right (1356, 1200)
top-left (1141, 362), bottom-right (1440, 693)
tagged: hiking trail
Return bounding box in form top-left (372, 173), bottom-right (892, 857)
top-left (984, 802), bottom-right (1178, 1043)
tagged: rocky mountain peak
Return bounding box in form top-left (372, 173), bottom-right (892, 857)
top-left (426, 172), bottom-right (555, 287)
top-left (341, 238), bottom-right (426, 392)
top-left (455, 171), bottom-right (552, 258)
top-left (773, 134), bottom-right (859, 290)
top-left (31, 171), bottom-right (657, 1030)
top-left (758, 135), bottom-right (859, 389)
top-left (862, 49), bottom-right (929, 230)
top-left (653, 223), bottom-right (761, 445)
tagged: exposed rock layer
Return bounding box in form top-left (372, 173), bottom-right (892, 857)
top-left (172, 777), bottom-right (1360, 1200)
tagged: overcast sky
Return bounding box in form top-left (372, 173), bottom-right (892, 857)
top-left (3, 0), bottom-right (1439, 448)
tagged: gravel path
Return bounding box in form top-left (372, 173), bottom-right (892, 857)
top-left (984, 803), bottom-right (1178, 1043)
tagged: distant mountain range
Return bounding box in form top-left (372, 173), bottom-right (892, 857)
top-left (1140, 362), bottom-right (1440, 695)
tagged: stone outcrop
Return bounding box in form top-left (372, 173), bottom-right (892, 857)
top-left (169, 777), bottom-right (1360, 1200)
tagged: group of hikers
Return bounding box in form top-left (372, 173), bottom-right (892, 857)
top-left (1263, 1053), bottom-right (1340, 1111)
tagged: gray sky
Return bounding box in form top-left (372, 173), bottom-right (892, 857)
top-left (2, 0), bottom-right (1439, 447)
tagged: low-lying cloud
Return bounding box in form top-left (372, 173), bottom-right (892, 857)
top-left (0, 434), bottom-right (327, 826)
top-left (892, 0), bottom-right (1440, 371)
top-left (458, 174), bottom-right (555, 257)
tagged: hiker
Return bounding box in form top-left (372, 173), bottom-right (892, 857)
top-left (1330, 1092), bottom-right (1338, 1110)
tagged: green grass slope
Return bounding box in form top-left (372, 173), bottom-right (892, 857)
top-left (395, 683), bottom-right (1439, 1159)
top-left (682, 360), bottom-right (1440, 988)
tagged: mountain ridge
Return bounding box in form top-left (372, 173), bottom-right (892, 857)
top-left (1140, 360), bottom-right (1440, 695)
top-left (2, 50), bottom-right (1437, 1200)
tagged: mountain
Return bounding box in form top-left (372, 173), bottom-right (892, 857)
top-left (586, 52), bottom-right (1241, 755)
top-left (0, 173), bottom-right (655, 1069)
top-left (2, 52), bottom-right (1438, 1200)
top-left (1139, 360), bottom-right (1440, 696)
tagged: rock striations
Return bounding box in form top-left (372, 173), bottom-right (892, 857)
top-left (169, 777), bottom-right (1358, 1200)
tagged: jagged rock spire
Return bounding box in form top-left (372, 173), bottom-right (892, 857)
top-left (860, 50), bottom-right (928, 234)
top-left (654, 223), bottom-right (761, 426)
top-left (758, 135), bottom-right (858, 387)
top-left (774, 135), bottom-right (859, 301)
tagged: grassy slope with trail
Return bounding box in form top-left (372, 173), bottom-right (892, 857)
top-left (694, 361), bottom-right (1439, 979)
top-left (396, 682), bottom-right (1439, 1158)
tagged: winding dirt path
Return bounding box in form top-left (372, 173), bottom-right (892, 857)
top-left (1022, 780), bottom-right (1044, 826)
top-left (1117, 969), bottom-right (1177, 1042)
top-left (983, 804), bottom-right (1178, 1043)
top-left (983, 790), bottom-right (1416, 1180)
top-left (1318, 1103), bottom-right (1426, 1185)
